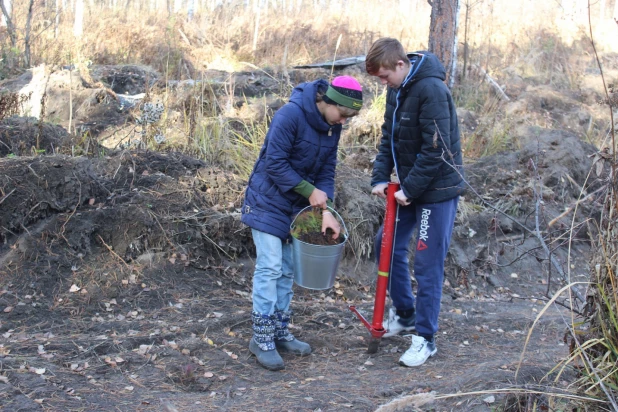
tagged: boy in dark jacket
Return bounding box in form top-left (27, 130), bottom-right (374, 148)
top-left (365, 38), bottom-right (464, 367)
top-left (241, 76), bottom-right (363, 370)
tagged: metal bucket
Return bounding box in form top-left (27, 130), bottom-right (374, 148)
top-left (291, 206), bottom-right (348, 290)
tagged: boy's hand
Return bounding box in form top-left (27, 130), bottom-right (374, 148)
top-left (371, 183), bottom-right (388, 199)
top-left (321, 211), bottom-right (341, 240)
top-left (308, 188), bottom-right (328, 209)
top-left (394, 190), bottom-right (411, 206)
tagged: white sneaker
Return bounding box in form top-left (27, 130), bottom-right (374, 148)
top-left (383, 308), bottom-right (416, 337)
top-left (399, 335), bottom-right (437, 367)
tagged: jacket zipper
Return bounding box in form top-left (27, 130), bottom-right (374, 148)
top-left (390, 54), bottom-right (426, 183)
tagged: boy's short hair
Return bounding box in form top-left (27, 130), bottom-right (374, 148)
top-left (365, 38), bottom-right (409, 75)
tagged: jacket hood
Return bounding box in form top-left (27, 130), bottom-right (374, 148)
top-left (401, 51), bottom-right (446, 89)
top-left (289, 79), bottom-right (334, 133)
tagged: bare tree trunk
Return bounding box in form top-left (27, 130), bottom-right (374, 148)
top-left (461, 0), bottom-right (470, 80)
top-left (24, 0), bottom-right (35, 67)
top-left (0, 0), bottom-right (9, 27)
top-left (427, 0), bottom-right (460, 89)
top-left (187, 0), bottom-right (194, 20)
top-left (0, 0), bottom-right (17, 47)
top-left (54, 0), bottom-right (60, 38)
top-left (252, 0), bottom-right (261, 55)
top-left (73, 0), bottom-right (83, 38)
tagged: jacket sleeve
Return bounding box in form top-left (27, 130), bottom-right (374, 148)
top-left (263, 109), bottom-right (304, 193)
top-left (371, 94), bottom-right (395, 186)
top-left (401, 82), bottom-right (452, 200)
top-left (312, 137), bottom-right (339, 200)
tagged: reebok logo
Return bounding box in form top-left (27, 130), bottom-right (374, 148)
top-left (417, 208), bottom-right (431, 250)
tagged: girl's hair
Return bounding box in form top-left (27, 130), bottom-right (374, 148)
top-left (365, 37), bottom-right (409, 74)
top-left (317, 90), bottom-right (360, 118)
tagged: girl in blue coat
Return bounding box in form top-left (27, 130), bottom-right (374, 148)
top-left (241, 76), bottom-right (363, 370)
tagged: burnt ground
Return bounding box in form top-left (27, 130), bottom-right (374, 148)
top-left (0, 263), bottom-right (581, 412)
top-left (0, 147), bottom-right (600, 412)
top-left (0, 62), bottom-right (615, 411)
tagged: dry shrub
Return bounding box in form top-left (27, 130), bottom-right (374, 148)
top-left (0, 91), bottom-right (29, 121)
top-left (574, 155), bottom-right (618, 403)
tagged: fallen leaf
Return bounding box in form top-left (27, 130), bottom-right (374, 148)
top-left (204, 372), bottom-right (214, 378)
top-left (3, 306), bottom-right (13, 313)
top-left (137, 345), bottom-right (151, 355)
top-left (224, 350), bottom-right (238, 360)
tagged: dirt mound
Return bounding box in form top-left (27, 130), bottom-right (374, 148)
top-left (0, 151), bottom-right (251, 300)
top-left (90, 65), bottom-right (160, 95)
top-left (0, 117), bottom-right (71, 156)
top-left (0, 64), bottom-right (129, 139)
top-left (446, 126), bottom-right (598, 301)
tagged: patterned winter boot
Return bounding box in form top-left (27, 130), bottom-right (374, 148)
top-left (274, 310), bottom-right (312, 356)
top-left (249, 312), bottom-right (284, 371)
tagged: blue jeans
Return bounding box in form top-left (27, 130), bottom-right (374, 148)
top-left (251, 229), bottom-right (294, 315)
top-left (375, 197), bottom-right (458, 336)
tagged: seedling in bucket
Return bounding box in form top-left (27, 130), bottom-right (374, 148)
top-left (290, 206), bottom-right (348, 290)
top-left (291, 208), bottom-right (345, 245)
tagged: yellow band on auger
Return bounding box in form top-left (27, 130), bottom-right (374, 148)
top-left (378, 271), bottom-right (389, 277)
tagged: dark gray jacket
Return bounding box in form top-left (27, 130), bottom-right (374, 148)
top-left (371, 51), bottom-right (464, 203)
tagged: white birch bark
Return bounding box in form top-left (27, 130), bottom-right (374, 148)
top-left (73, 0), bottom-right (83, 38)
top-left (0, 0), bottom-right (11, 27)
top-left (187, 0), bottom-right (194, 20)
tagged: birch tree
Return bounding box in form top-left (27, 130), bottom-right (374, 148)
top-left (74, 0), bottom-right (84, 38)
top-left (0, 0), bottom-right (16, 47)
top-left (427, 0), bottom-right (460, 89)
top-left (0, 0), bottom-right (10, 27)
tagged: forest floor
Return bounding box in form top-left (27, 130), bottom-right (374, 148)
top-left (1, 56), bottom-right (616, 411)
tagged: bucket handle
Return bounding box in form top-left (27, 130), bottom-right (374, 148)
top-left (291, 205), bottom-right (348, 239)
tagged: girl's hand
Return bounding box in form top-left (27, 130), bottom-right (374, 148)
top-left (309, 188), bottom-right (328, 209)
top-left (321, 211), bottom-right (341, 240)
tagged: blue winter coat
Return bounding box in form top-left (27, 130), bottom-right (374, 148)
top-left (241, 79), bottom-right (341, 240)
